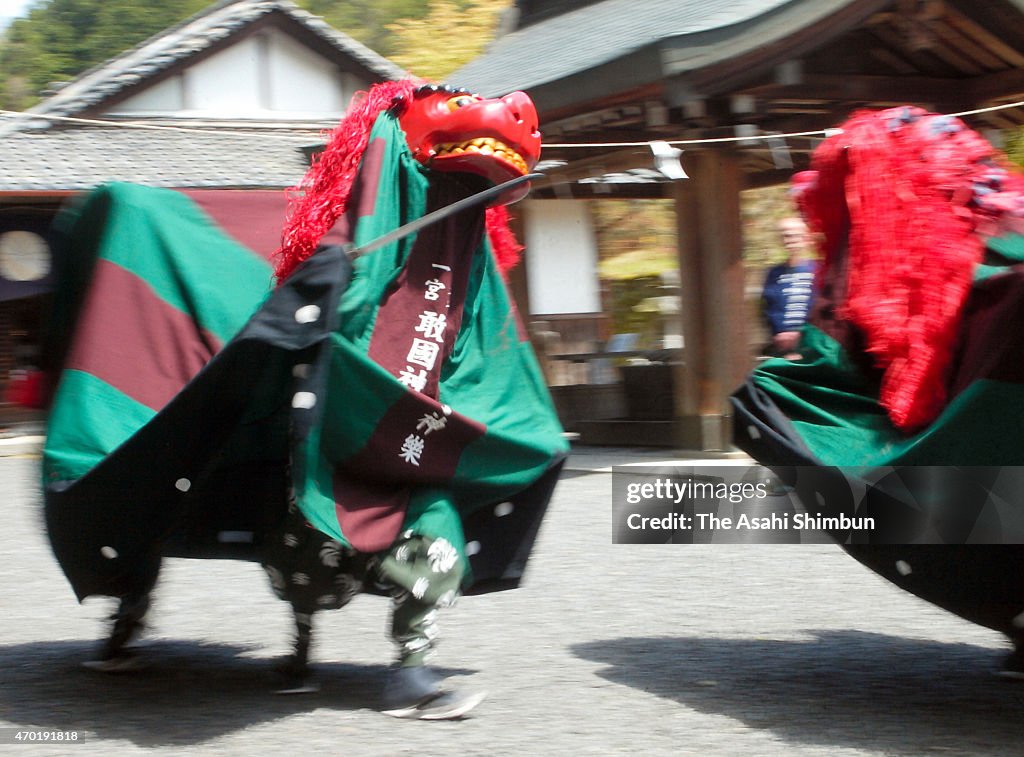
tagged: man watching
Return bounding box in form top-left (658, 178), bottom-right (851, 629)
top-left (761, 217), bottom-right (817, 358)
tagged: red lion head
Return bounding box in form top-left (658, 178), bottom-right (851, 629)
top-left (396, 83), bottom-right (540, 203)
top-left (276, 80), bottom-right (541, 282)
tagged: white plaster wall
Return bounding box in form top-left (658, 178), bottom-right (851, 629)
top-left (523, 199), bottom-right (602, 315)
top-left (184, 36), bottom-right (263, 113)
top-left (110, 75), bottom-right (185, 112)
top-left (108, 28), bottom-right (357, 119)
top-left (267, 29), bottom-right (348, 114)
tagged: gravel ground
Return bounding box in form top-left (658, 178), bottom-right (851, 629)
top-left (0, 452), bottom-right (1019, 756)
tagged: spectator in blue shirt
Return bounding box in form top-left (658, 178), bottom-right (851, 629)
top-left (761, 217), bottom-right (817, 358)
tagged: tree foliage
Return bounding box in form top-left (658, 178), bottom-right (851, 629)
top-left (300, 0), bottom-right (429, 57)
top-left (589, 200), bottom-right (676, 343)
top-left (1006, 128), bottom-right (1024, 169)
top-left (386, 0), bottom-right (509, 81)
top-left (0, 0), bottom-right (209, 110)
top-left (588, 187), bottom-right (798, 342)
top-left (0, 0), bottom-right (513, 111)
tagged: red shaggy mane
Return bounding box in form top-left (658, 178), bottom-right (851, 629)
top-left (275, 80), bottom-right (525, 282)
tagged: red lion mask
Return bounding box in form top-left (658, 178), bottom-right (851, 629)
top-left (276, 80), bottom-right (541, 282)
top-left (396, 83), bottom-right (540, 203)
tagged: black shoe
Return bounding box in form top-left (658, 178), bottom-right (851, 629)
top-left (996, 647), bottom-right (1024, 681)
top-left (81, 648), bottom-right (148, 673)
top-left (82, 606), bottom-right (147, 673)
top-left (380, 667), bottom-right (485, 720)
top-left (105, 613), bottom-right (142, 655)
top-left (273, 656), bottom-right (320, 694)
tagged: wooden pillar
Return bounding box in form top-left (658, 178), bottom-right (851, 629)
top-left (671, 149), bottom-right (750, 450)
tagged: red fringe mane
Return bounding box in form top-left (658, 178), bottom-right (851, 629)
top-left (802, 108), bottom-right (1024, 431)
top-left (275, 80), bottom-right (525, 282)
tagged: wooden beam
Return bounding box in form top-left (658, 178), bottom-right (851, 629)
top-left (743, 72), bottom-right (975, 107)
top-left (530, 183), bottom-right (669, 200)
top-left (869, 47), bottom-right (918, 74)
top-left (921, 36), bottom-right (985, 75)
top-left (943, 5), bottom-right (1024, 68)
top-left (930, 18), bottom-right (1004, 70)
top-left (974, 111), bottom-right (1022, 131)
top-left (540, 82), bottom-right (665, 127)
top-left (865, 23), bottom-right (954, 75)
top-left (973, 68), bottom-right (1024, 103)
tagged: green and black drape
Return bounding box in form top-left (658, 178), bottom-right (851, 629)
top-left (44, 112), bottom-right (567, 604)
top-left (732, 234), bottom-right (1024, 639)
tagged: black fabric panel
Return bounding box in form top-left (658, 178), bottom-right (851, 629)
top-left (461, 455), bottom-right (566, 595)
top-left (45, 247), bottom-right (351, 601)
top-left (731, 375), bottom-right (1024, 640)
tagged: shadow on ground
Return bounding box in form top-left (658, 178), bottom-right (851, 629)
top-left (0, 640), bottom-right (474, 747)
top-left (575, 630), bottom-right (1024, 754)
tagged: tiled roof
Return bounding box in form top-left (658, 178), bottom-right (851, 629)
top-left (0, 0), bottom-right (406, 193)
top-left (0, 127), bottom-right (319, 191)
top-left (30, 0), bottom-right (406, 119)
top-left (454, 0), bottom-right (824, 96)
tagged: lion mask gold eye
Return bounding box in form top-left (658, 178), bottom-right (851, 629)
top-left (446, 95), bottom-right (479, 111)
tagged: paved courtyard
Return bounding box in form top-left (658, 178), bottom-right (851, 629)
top-left (0, 450), bottom-right (1020, 756)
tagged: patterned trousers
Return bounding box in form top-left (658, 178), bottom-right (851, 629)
top-left (263, 503), bottom-right (464, 667)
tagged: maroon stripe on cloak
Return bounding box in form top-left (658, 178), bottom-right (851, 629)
top-left (64, 259), bottom-right (221, 411)
top-left (329, 477), bottom-right (411, 554)
top-left (329, 179), bottom-right (486, 552)
top-left (329, 183), bottom-right (485, 552)
top-left (366, 184), bottom-right (483, 398)
top-left (320, 137), bottom-right (387, 249)
top-left (180, 189), bottom-right (290, 261)
top-left (949, 269), bottom-right (1024, 397)
top-left (333, 392), bottom-right (487, 553)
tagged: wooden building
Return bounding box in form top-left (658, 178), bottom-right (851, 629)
top-left (0, 0), bottom-right (404, 408)
top-left (456, 0), bottom-right (1024, 449)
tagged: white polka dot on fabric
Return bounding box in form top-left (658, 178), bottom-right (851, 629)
top-left (465, 541), bottom-right (481, 556)
top-left (494, 502), bottom-right (514, 517)
top-left (175, 478), bottom-right (191, 492)
top-left (412, 577), bottom-right (430, 600)
top-left (292, 363), bottom-right (312, 379)
top-left (895, 560), bottom-right (912, 576)
top-left (100, 546), bottom-right (118, 560)
top-left (295, 305), bottom-right (321, 324)
top-left (748, 425), bottom-right (761, 440)
top-left (292, 391), bottom-right (317, 409)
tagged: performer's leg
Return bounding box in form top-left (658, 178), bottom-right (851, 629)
top-left (106, 590), bottom-right (151, 656)
top-left (998, 631), bottom-right (1024, 680)
top-left (377, 535), bottom-right (484, 719)
top-left (293, 612), bottom-right (313, 672)
top-left (275, 609), bottom-right (321, 694)
top-left (83, 552), bottom-right (160, 672)
top-left (263, 503), bottom-right (365, 693)
top-left (391, 594), bottom-right (442, 668)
